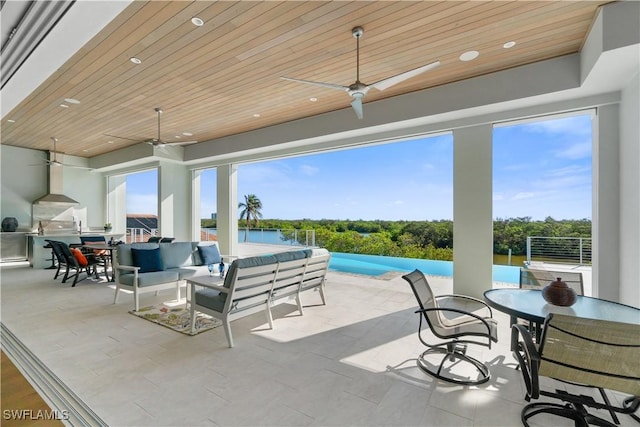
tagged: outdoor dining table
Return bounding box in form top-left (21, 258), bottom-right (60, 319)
top-left (483, 288), bottom-right (640, 349)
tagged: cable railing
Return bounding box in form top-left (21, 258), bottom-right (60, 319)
top-left (126, 228), bottom-right (157, 243)
top-left (526, 236), bottom-right (592, 265)
top-left (201, 228), bottom-right (316, 247)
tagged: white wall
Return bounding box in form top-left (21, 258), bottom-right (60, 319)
top-left (619, 72), bottom-right (640, 307)
top-left (0, 145), bottom-right (47, 231)
top-left (0, 145), bottom-right (105, 231)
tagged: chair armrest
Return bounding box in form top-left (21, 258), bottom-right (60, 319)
top-left (435, 294), bottom-right (493, 317)
top-left (420, 306), bottom-right (493, 332)
top-left (511, 323), bottom-right (540, 400)
top-left (190, 281), bottom-right (228, 307)
top-left (117, 265), bottom-right (140, 272)
top-left (192, 282), bottom-right (228, 294)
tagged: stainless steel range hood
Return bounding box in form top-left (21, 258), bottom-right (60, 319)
top-left (32, 192), bottom-right (79, 205)
top-left (32, 160), bottom-right (79, 206)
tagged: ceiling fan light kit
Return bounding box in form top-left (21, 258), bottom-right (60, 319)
top-left (281, 26), bottom-right (440, 119)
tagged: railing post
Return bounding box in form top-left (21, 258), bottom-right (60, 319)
top-left (579, 238), bottom-right (583, 265)
top-left (526, 237), bottom-right (532, 264)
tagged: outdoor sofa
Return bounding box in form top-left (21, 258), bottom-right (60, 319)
top-left (190, 248), bottom-right (331, 347)
top-left (113, 241), bottom-right (222, 311)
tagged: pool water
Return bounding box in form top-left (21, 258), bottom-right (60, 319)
top-left (328, 252), bottom-right (520, 284)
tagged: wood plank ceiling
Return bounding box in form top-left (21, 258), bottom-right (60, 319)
top-left (0, 1), bottom-right (611, 158)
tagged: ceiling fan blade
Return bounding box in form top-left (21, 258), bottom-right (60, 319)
top-left (37, 159), bottom-right (92, 170)
top-left (162, 140), bottom-right (198, 146)
top-left (351, 95), bottom-right (364, 120)
top-left (370, 60), bottom-right (441, 91)
top-left (63, 164), bottom-right (94, 170)
top-left (104, 133), bottom-right (141, 142)
top-left (280, 76), bottom-right (349, 92)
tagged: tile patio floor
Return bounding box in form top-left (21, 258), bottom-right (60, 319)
top-left (0, 251), bottom-right (632, 427)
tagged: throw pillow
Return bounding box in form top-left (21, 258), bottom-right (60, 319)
top-left (131, 247), bottom-right (164, 273)
top-left (71, 248), bottom-right (88, 266)
top-left (198, 245), bottom-right (221, 265)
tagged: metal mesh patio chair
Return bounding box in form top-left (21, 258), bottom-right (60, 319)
top-left (512, 313), bottom-right (640, 426)
top-left (402, 269), bottom-right (498, 385)
top-left (519, 267), bottom-right (584, 294)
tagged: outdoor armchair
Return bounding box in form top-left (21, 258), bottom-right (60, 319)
top-left (402, 269), bottom-right (498, 385)
top-left (512, 313), bottom-right (640, 426)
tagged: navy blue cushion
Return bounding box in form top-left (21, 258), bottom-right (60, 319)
top-left (198, 245), bottom-right (221, 265)
top-left (131, 247), bottom-right (164, 273)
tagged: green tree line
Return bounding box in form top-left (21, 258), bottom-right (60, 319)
top-left (201, 217), bottom-right (591, 262)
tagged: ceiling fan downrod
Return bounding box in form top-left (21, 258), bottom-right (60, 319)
top-left (155, 107), bottom-right (163, 142)
top-left (352, 26), bottom-right (363, 83)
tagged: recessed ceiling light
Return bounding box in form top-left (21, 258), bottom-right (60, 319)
top-left (175, 135), bottom-right (181, 139)
top-left (130, 57), bottom-right (142, 64)
top-left (253, 113), bottom-right (261, 118)
top-left (7, 119), bottom-right (15, 123)
top-left (503, 41), bottom-right (516, 49)
top-left (191, 17), bottom-right (204, 26)
top-left (59, 104), bottom-right (69, 108)
top-left (182, 132), bottom-right (193, 136)
top-left (83, 149), bottom-right (89, 152)
top-left (309, 97), bottom-right (318, 102)
top-left (107, 140), bottom-right (114, 144)
top-left (64, 98), bottom-right (80, 104)
top-left (459, 50), bottom-right (479, 61)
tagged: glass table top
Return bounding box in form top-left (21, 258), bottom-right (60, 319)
top-left (484, 288), bottom-right (640, 325)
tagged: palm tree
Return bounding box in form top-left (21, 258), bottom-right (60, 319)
top-left (238, 194), bottom-right (263, 242)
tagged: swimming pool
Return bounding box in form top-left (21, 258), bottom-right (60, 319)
top-left (328, 252), bottom-right (520, 284)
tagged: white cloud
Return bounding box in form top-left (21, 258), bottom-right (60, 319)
top-left (522, 115), bottom-right (591, 136)
top-left (512, 192), bottom-right (535, 200)
top-left (553, 141), bottom-right (591, 159)
top-left (299, 164), bottom-right (319, 176)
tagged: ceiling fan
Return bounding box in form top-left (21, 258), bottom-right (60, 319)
top-left (32, 137), bottom-right (93, 169)
top-left (105, 107), bottom-right (198, 147)
top-left (281, 26), bottom-right (440, 120)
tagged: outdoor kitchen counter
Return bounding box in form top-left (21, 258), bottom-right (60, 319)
top-left (27, 233), bottom-right (123, 269)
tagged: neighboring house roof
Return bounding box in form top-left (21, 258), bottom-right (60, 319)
top-left (126, 214), bottom-right (157, 231)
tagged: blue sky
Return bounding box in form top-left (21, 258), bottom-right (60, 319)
top-left (127, 113), bottom-right (592, 221)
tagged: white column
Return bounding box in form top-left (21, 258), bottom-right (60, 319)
top-left (593, 104), bottom-right (621, 302)
top-left (217, 164), bottom-right (238, 257)
top-left (158, 162), bottom-right (190, 240)
top-left (191, 170), bottom-right (202, 241)
top-left (107, 174), bottom-right (126, 234)
top-left (453, 125), bottom-right (493, 298)
top-left (619, 74), bottom-right (640, 307)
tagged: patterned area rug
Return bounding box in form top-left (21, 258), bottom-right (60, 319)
top-left (129, 303), bottom-right (221, 336)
